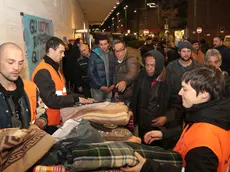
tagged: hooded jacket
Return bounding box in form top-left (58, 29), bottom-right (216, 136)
top-left (141, 98), bottom-right (230, 172)
top-left (130, 50), bottom-right (168, 129)
top-left (88, 48), bottom-right (116, 89)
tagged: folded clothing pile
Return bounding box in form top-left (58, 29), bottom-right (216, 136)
top-left (0, 128), bottom-right (55, 172)
top-left (61, 102), bottom-right (132, 126)
top-left (57, 141), bottom-right (182, 172)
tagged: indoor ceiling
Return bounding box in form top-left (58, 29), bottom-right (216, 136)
top-left (78, 0), bottom-right (122, 25)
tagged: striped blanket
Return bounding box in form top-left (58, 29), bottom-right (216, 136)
top-left (58, 141), bottom-right (182, 172)
top-left (0, 128), bottom-right (55, 172)
top-left (60, 102), bottom-right (132, 126)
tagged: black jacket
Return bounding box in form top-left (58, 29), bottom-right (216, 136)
top-left (77, 55), bottom-right (90, 87)
top-left (141, 98), bottom-right (230, 172)
top-left (165, 59), bottom-right (202, 128)
top-left (215, 45), bottom-right (230, 74)
top-left (0, 77), bottom-right (47, 129)
top-left (33, 56), bottom-right (80, 109)
top-left (130, 50), bottom-right (167, 126)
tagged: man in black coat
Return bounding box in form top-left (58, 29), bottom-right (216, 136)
top-left (213, 36), bottom-right (230, 74)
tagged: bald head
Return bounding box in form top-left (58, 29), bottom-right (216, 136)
top-left (79, 43), bottom-right (90, 57)
top-left (0, 42), bottom-right (23, 59)
top-left (0, 42), bottom-right (24, 82)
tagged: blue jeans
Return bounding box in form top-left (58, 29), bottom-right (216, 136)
top-left (90, 88), bottom-right (112, 101)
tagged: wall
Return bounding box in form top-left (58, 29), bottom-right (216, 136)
top-left (0, 0), bottom-right (87, 79)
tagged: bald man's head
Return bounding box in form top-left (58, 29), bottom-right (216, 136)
top-left (79, 43), bottom-right (90, 57)
top-left (0, 42), bottom-right (24, 82)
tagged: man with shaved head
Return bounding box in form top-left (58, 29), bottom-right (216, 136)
top-left (0, 42), bottom-right (47, 129)
top-left (78, 43), bottom-right (91, 97)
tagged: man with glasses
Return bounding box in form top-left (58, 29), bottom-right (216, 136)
top-left (113, 40), bottom-right (139, 104)
top-left (88, 35), bottom-right (116, 101)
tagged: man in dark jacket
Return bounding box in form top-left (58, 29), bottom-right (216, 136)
top-left (88, 36), bottom-right (116, 101)
top-left (164, 41), bottom-right (201, 131)
top-left (113, 40), bottom-right (140, 104)
top-left (78, 43), bottom-right (91, 98)
top-left (0, 42), bottom-right (47, 130)
top-left (32, 37), bottom-right (92, 133)
top-left (130, 50), bottom-right (168, 141)
top-left (140, 37), bottom-right (155, 64)
top-left (213, 36), bottom-right (230, 74)
top-left (122, 66), bottom-right (230, 172)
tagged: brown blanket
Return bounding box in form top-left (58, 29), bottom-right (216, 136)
top-left (0, 128), bottom-right (55, 172)
top-left (61, 102), bottom-right (132, 125)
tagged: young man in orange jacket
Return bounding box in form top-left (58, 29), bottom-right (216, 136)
top-left (122, 66), bottom-right (230, 172)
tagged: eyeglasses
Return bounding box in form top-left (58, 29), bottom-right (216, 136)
top-left (114, 48), bottom-right (125, 53)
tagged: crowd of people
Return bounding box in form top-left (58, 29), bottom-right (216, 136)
top-left (0, 34), bottom-right (230, 172)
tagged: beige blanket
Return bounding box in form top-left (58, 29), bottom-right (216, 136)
top-left (61, 102), bottom-right (132, 125)
top-left (0, 128), bottom-right (55, 172)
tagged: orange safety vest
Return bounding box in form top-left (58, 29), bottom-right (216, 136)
top-left (23, 80), bottom-right (37, 123)
top-left (174, 122), bottom-right (230, 172)
top-left (32, 60), bottom-right (67, 126)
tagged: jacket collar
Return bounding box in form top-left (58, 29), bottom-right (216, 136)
top-left (185, 98), bottom-right (230, 130)
top-left (0, 76), bottom-right (24, 97)
top-left (44, 55), bottom-right (60, 72)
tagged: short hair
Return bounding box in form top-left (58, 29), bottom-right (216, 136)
top-left (204, 49), bottom-right (222, 65)
top-left (113, 40), bottom-right (126, 48)
top-left (46, 37), bottom-right (65, 53)
top-left (214, 36), bottom-right (224, 41)
top-left (191, 40), bottom-right (199, 45)
top-left (182, 66), bottom-right (225, 100)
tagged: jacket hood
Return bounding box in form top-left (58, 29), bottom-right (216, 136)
top-left (92, 47), bottom-right (101, 57)
top-left (186, 98), bottom-right (230, 130)
top-left (144, 50), bottom-right (165, 78)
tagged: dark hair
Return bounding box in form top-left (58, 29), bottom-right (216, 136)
top-left (74, 38), bottom-right (82, 46)
top-left (46, 37), bottom-right (65, 53)
top-left (214, 36), bottom-right (224, 41)
top-left (191, 40), bottom-right (199, 45)
top-left (182, 66), bottom-right (225, 100)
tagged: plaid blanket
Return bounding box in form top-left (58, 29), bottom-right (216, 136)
top-left (0, 128), bottom-right (55, 172)
top-left (58, 141), bottom-right (182, 172)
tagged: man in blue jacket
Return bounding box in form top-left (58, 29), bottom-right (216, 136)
top-left (88, 36), bottom-right (116, 101)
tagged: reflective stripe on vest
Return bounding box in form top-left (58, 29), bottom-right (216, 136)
top-left (23, 80), bottom-right (37, 123)
top-left (32, 60), bottom-right (67, 126)
top-left (174, 123), bottom-right (230, 172)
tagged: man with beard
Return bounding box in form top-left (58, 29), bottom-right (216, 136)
top-left (162, 41), bottom-right (202, 147)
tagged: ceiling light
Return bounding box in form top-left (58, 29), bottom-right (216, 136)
top-left (113, 6), bottom-right (116, 9)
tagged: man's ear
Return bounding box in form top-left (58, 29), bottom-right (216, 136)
top-left (200, 91), bottom-right (210, 100)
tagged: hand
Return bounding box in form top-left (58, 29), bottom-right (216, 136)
top-left (144, 130), bottom-right (163, 144)
top-left (116, 81), bottom-right (127, 92)
top-left (121, 152), bottom-right (146, 172)
top-left (78, 87), bottom-right (83, 93)
top-left (151, 116), bottom-right (167, 127)
top-left (34, 119), bottom-right (47, 130)
top-left (108, 85), bottom-right (115, 93)
top-left (100, 86), bottom-right (110, 93)
top-left (79, 97), bottom-right (94, 104)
